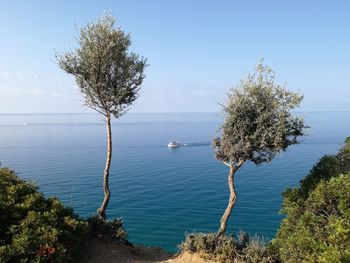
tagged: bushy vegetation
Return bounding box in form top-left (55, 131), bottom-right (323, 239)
top-left (285, 137), bottom-right (350, 204)
top-left (180, 232), bottom-right (236, 262)
top-left (0, 168), bottom-right (88, 262)
top-left (180, 232), bottom-right (278, 263)
top-left (88, 215), bottom-right (127, 240)
top-left (273, 138), bottom-right (350, 263)
top-left (274, 174), bottom-right (350, 263)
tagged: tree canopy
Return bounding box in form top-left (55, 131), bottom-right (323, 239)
top-left (56, 14), bottom-right (147, 117)
top-left (213, 60), bottom-right (307, 165)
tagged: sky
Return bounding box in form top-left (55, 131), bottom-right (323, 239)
top-left (0, 0), bottom-right (349, 113)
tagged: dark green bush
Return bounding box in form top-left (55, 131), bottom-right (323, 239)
top-left (179, 232), bottom-right (277, 263)
top-left (0, 168), bottom-right (88, 263)
top-left (274, 174), bottom-right (350, 263)
top-left (273, 138), bottom-right (350, 263)
top-left (339, 137), bottom-right (350, 173)
top-left (88, 215), bottom-right (127, 240)
top-left (283, 137), bottom-right (350, 206)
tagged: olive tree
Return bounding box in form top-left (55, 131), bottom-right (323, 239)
top-left (56, 14), bottom-right (147, 218)
top-left (213, 60), bottom-right (307, 237)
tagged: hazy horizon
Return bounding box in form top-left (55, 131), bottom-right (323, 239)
top-left (1, 110), bottom-right (350, 115)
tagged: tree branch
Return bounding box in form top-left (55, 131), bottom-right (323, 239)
top-left (236, 159), bottom-right (245, 169)
top-left (86, 104), bottom-right (107, 116)
top-left (223, 161), bottom-right (231, 167)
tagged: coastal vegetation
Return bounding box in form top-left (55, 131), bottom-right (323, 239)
top-left (0, 167), bottom-right (130, 263)
top-left (180, 232), bottom-right (274, 263)
top-left (56, 14), bottom-right (147, 218)
top-left (275, 174), bottom-right (350, 263)
top-left (0, 168), bottom-right (88, 262)
top-left (212, 60), bottom-right (307, 237)
top-left (273, 137), bottom-right (350, 262)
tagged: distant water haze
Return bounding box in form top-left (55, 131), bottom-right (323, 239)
top-left (0, 112), bottom-right (349, 252)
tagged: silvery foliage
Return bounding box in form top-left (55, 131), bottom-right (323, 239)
top-left (213, 60), bottom-right (307, 165)
top-left (57, 14), bottom-right (147, 118)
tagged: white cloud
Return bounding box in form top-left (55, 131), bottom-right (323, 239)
top-left (10, 70), bottom-right (39, 83)
top-left (29, 88), bottom-right (41, 95)
top-left (0, 70), bottom-right (45, 96)
top-left (28, 70), bottom-right (38, 80)
top-left (0, 87), bottom-right (43, 96)
top-left (50, 92), bottom-right (62, 97)
top-left (16, 70), bottom-right (24, 82)
top-left (0, 71), bottom-right (9, 79)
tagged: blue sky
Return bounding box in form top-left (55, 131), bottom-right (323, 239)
top-left (0, 0), bottom-right (349, 113)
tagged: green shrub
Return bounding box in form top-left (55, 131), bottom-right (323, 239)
top-left (237, 236), bottom-right (276, 263)
top-left (283, 137), bottom-right (350, 206)
top-left (88, 215), bottom-right (127, 240)
top-left (0, 168), bottom-right (88, 263)
top-left (180, 232), bottom-right (236, 262)
top-left (339, 137), bottom-right (350, 173)
top-left (179, 232), bottom-right (277, 263)
top-left (272, 138), bottom-right (350, 263)
top-left (274, 174), bottom-right (350, 263)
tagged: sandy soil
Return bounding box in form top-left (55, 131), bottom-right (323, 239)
top-left (165, 252), bottom-right (215, 263)
top-left (79, 236), bottom-right (215, 263)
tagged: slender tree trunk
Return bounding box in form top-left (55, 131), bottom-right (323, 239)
top-left (217, 164), bottom-right (238, 237)
top-left (97, 113), bottom-right (112, 218)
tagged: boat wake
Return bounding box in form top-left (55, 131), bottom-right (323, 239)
top-left (182, 142), bottom-right (211, 147)
top-left (168, 141), bottom-right (211, 148)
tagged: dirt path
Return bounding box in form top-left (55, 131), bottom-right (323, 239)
top-left (79, 236), bottom-right (172, 263)
top-left (79, 236), bottom-right (215, 263)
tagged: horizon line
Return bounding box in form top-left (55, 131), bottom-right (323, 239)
top-left (1, 110), bottom-right (350, 115)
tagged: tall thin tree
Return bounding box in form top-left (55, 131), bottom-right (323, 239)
top-left (213, 60), bottom-right (307, 237)
top-left (56, 14), bottom-right (147, 218)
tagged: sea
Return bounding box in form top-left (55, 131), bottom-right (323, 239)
top-left (0, 112), bottom-right (349, 252)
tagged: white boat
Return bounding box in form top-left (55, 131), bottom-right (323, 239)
top-left (168, 141), bottom-right (181, 148)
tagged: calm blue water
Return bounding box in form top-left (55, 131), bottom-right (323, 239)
top-left (0, 112), bottom-right (349, 252)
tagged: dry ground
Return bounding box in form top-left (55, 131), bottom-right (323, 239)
top-left (79, 236), bottom-right (215, 263)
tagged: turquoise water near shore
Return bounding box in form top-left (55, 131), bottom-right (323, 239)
top-left (0, 112), bottom-right (349, 252)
